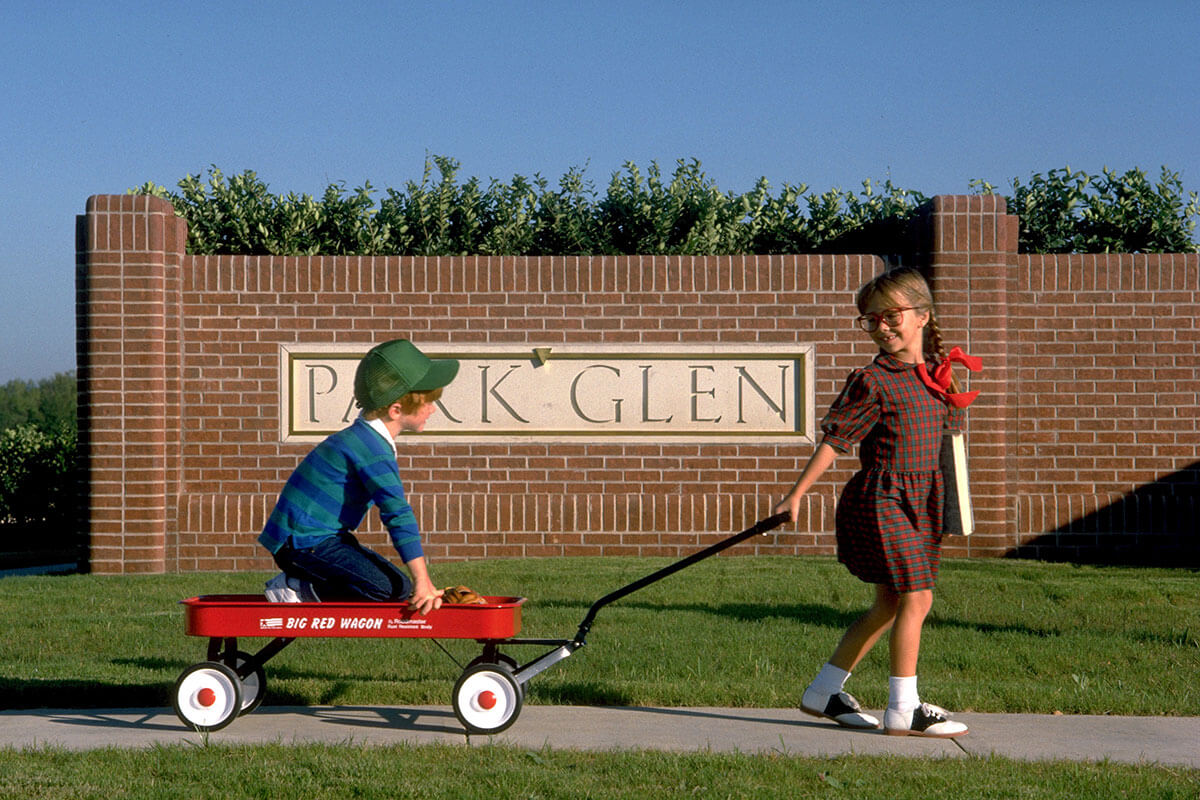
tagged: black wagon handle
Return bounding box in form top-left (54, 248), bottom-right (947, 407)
top-left (570, 512), bottom-right (791, 647)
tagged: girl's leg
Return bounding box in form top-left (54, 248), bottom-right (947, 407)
top-left (829, 583), bottom-right (900, 672)
top-left (883, 588), bottom-right (968, 737)
top-left (888, 588), bottom-right (932, 676)
top-left (801, 584), bottom-right (898, 729)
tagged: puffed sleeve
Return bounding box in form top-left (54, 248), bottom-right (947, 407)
top-left (820, 369), bottom-right (880, 454)
top-left (944, 402), bottom-right (966, 432)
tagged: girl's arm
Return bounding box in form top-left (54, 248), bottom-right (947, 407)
top-left (774, 441), bottom-right (840, 523)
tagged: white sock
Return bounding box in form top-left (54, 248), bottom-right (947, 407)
top-left (809, 663), bottom-right (851, 696)
top-left (888, 675), bottom-right (919, 712)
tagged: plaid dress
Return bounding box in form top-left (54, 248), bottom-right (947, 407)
top-left (821, 353), bottom-right (964, 592)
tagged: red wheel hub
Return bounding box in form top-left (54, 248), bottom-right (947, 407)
top-left (197, 687), bottom-right (217, 707)
top-left (477, 690), bottom-right (497, 710)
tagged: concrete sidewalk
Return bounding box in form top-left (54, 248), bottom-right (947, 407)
top-left (2, 706), bottom-right (1197, 768)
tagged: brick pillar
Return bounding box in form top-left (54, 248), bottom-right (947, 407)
top-left (76, 195), bottom-right (186, 573)
top-left (926, 195), bottom-right (1021, 556)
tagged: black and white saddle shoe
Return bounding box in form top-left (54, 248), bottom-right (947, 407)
top-left (800, 688), bottom-right (881, 729)
top-left (884, 702), bottom-right (969, 738)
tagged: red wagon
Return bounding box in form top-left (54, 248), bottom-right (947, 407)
top-left (173, 514), bottom-right (788, 735)
top-left (175, 594), bottom-right (539, 735)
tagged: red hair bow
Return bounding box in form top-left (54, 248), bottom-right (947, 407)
top-left (916, 346), bottom-right (981, 408)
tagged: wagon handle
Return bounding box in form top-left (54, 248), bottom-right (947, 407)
top-left (571, 512), bottom-right (791, 647)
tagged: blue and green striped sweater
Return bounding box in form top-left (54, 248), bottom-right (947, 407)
top-left (258, 417), bottom-right (423, 563)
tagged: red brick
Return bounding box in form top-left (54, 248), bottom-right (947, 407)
top-left (76, 196), bottom-right (1199, 572)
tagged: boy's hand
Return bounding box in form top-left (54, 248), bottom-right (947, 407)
top-left (409, 584), bottom-right (443, 615)
top-left (404, 556), bottom-right (442, 614)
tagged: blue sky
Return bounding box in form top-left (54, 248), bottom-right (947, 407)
top-left (2, 0), bottom-right (1197, 383)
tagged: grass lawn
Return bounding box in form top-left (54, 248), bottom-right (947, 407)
top-left (2, 743), bottom-right (1198, 800)
top-left (1, 554), bottom-right (1197, 797)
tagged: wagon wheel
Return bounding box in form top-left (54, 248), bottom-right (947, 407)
top-left (452, 662), bottom-right (523, 735)
top-left (467, 652), bottom-right (519, 672)
top-left (173, 661), bottom-right (244, 732)
top-left (465, 652), bottom-right (523, 699)
top-left (221, 649), bottom-right (267, 715)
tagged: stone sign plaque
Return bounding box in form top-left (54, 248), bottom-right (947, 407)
top-left (281, 344), bottom-right (814, 444)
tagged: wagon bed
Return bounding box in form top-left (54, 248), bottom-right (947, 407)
top-left (181, 594), bottom-right (525, 640)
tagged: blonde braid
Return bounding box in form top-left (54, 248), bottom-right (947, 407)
top-left (925, 313), bottom-right (962, 394)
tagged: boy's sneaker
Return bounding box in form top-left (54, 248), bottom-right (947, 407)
top-left (884, 703), bottom-right (969, 738)
top-left (288, 576), bottom-right (321, 602)
top-left (800, 687), bottom-right (881, 729)
top-left (264, 572), bottom-right (301, 602)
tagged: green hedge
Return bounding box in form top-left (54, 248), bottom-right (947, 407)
top-left (0, 425), bottom-right (81, 571)
top-left (973, 166), bottom-right (1200, 254)
top-left (0, 373), bottom-right (78, 529)
top-left (128, 157), bottom-right (926, 256)
top-left (0, 374), bottom-right (81, 566)
top-left (132, 157), bottom-right (1198, 257)
top-left (0, 425), bottom-right (78, 528)
top-left (131, 156), bottom-right (934, 256)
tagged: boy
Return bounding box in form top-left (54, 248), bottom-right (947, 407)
top-left (260, 339), bottom-right (458, 614)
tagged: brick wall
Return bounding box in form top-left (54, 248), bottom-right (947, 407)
top-left (1011, 252), bottom-right (1200, 562)
top-left (75, 195), bottom-right (187, 573)
top-left (76, 194), bottom-right (1200, 573)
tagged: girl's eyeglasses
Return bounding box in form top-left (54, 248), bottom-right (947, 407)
top-left (856, 306), bottom-right (919, 332)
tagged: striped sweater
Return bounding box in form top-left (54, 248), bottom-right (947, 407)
top-left (258, 417), bottom-right (423, 562)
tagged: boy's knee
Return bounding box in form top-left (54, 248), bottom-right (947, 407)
top-left (355, 567), bottom-right (411, 602)
top-left (389, 571), bottom-right (414, 602)
top-left (352, 569), bottom-right (409, 602)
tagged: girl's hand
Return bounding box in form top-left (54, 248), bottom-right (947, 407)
top-left (773, 494), bottom-right (799, 523)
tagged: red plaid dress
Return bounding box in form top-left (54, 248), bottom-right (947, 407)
top-left (821, 353), bottom-right (964, 592)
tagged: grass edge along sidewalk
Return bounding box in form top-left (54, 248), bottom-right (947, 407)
top-left (0, 737), bottom-right (1198, 800)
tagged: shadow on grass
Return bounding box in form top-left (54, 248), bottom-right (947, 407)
top-left (0, 678), bottom-right (170, 710)
top-left (0, 676), bottom-right (358, 711)
top-left (546, 599), bottom-right (1058, 639)
top-left (113, 655), bottom-right (447, 687)
top-left (527, 680), bottom-right (635, 706)
top-left (2, 653), bottom-right (389, 710)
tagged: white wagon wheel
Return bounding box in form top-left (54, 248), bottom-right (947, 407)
top-left (221, 650), bottom-right (267, 715)
top-left (452, 662), bottom-right (523, 735)
top-left (173, 661), bottom-right (244, 732)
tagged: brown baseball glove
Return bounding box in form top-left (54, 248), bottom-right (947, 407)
top-left (441, 585), bottom-right (486, 604)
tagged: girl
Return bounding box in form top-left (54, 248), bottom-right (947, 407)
top-left (775, 267), bottom-right (979, 738)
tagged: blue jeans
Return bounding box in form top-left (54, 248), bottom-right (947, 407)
top-left (273, 532), bottom-right (413, 602)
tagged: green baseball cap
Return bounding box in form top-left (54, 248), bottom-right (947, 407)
top-left (353, 339), bottom-right (460, 410)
